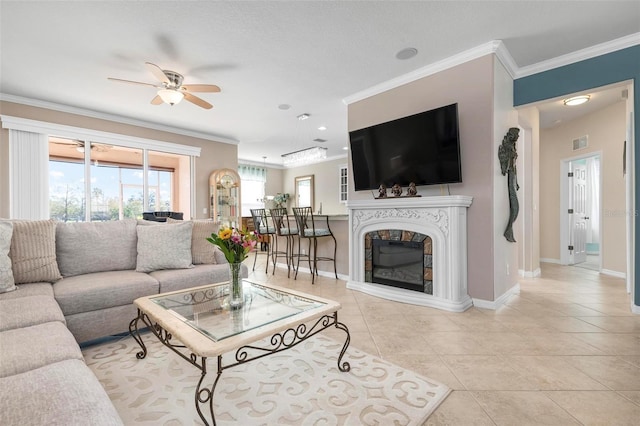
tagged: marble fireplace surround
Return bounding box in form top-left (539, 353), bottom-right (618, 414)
top-left (347, 195), bottom-right (473, 312)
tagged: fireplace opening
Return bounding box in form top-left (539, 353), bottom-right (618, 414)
top-left (372, 239), bottom-right (424, 292)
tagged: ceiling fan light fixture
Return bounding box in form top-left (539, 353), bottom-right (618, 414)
top-left (158, 89), bottom-right (184, 105)
top-left (563, 95), bottom-right (590, 106)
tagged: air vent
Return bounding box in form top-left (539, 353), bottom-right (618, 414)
top-left (313, 138), bottom-right (327, 143)
top-left (572, 135), bottom-right (588, 151)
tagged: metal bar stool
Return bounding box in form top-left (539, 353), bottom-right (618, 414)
top-left (269, 208), bottom-right (298, 277)
top-left (250, 208), bottom-right (276, 273)
top-left (292, 207), bottom-right (338, 284)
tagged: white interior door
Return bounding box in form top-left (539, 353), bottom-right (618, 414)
top-left (570, 162), bottom-right (587, 264)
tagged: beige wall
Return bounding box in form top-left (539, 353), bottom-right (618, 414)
top-left (517, 106), bottom-right (541, 276)
top-left (540, 100), bottom-right (627, 273)
top-left (282, 157), bottom-right (348, 215)
top-left (0, 101), bottom-right (238, 220)
top-left (347, 55), bottom-right (496, 300)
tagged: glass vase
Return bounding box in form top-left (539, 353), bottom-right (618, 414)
top-left (228, 262), bottom-right (243, 309)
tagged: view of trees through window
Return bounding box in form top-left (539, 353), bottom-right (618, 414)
top-left (49, 138), bottom-right (179, 222)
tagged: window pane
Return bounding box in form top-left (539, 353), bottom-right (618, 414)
top-left (148, 150), bottom-right (188, 217)
top-left (90, 143), bottom-right (143, 221)
top-left (49, 138), bottom-right (86, 222)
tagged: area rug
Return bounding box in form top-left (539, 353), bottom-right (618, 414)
top-left (83, 334), bottom-right (450, 425)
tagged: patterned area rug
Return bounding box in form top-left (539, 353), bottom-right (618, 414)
top-left (83, 334), bottom-right (450, 425)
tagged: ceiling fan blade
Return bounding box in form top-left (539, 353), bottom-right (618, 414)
top-left (145, 62), bottom-right (170, 84)
top-left (184, 92), bottom-right (213, 109)
top-left (181, 84), bottom-right (221, 93)
top-left (150, 95), bottom-right (164, 105)
top-left (108, 77), bottom-right (159, 88)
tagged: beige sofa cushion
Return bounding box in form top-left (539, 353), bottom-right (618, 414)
top-left (136, 221), bottom-right (194, 272)
top-left (0, 221), bottom-right (16, 293)
top-left (56, 220), bottom-right (138, 277)
top-left (0, 295), bottom-right (65, 332)
top-left (9, 220), bottom-right (62, 284)
top-left (168, 218), bottom-right (219, 264)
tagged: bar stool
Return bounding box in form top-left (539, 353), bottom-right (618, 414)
top-left (269, 208), bottom-right (298, 277)
top-left (250, 208), bottom-right (276, 273)
top-left (292, 207), bottom-right (337, 284)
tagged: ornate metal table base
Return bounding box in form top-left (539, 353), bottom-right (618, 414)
top-left (129, 310), bottom-right (351, 426)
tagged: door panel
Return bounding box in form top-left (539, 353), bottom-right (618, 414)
top-left (570, 163), bottom-right (587, 264)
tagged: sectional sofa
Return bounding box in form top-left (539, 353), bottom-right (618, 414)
top-left (0, 218), bottom-right (246, 425)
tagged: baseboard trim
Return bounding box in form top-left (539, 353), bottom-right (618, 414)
top-left (632, 303), bottom-right (640, 315)
top-left (601, 269), bottom-right (626, 279)
top-left (518, 268), bottom-right (541, 278)
top-left (473, 283), bottom-right (520, 310)
top-left (540, 258), bottom-right (561, 264)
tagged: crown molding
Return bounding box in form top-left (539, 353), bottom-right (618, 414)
top-left (515, 32), bottom-right (640, 78)
top-left (343, 33), bottom-right (640, 104)
top-left (343, 41), bottom-right (512, 105)
top-left (0, 93), bottom-right (239, 145)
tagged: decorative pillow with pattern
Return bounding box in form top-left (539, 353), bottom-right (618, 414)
top-left (136, 221), bottom-right (194, 272)
top-left (167, 218), bottom-right (219, 264)
top-left (0, 221), bottom-right (16, 293)
top-left (9, 219), bottom-right (62, 284)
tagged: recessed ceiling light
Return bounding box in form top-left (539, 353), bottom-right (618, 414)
top-left (297, 113), bottom-right (310, 120)
top-left (396, 47), bottom-right (418, 60)
top-left (342, 146), bottom-right (348, 150)
top-left (563, 95), bottom-right (590, 106)
top-left (278, 104), bottom-right (291, 110)
top-left (313, 138), bottom-right (327, 143)
top-left (318, 126), bottom-right (327, 131)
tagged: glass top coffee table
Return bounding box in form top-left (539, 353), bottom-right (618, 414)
top-left (129, 279), bottom-right (351, 426)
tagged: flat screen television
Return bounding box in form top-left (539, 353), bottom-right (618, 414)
top-left (349, 103), bottom-right (462, 191)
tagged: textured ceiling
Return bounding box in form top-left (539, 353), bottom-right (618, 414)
top-left (1, 1), bottom-right (638, 165)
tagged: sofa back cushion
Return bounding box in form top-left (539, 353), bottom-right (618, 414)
top-left (0, 221), bottom-right (16, 293)
top-left (56, 220), bottom-right (138, 277)
top-left (167, 218), bottom-right (219, 264)
top-left (8, 220), bottom-right (62, 284)
top-left (135, 221), bottom-right (194, 272)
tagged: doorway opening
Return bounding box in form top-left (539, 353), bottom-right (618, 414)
top-left (560, 153), bottom-right (601, 270)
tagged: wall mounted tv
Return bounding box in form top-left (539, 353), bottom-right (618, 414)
top-left (349, 103), bottom-right (462, 191)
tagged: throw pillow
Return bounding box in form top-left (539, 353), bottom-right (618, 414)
top-left (167, 218), bottom-right (219, 264)
top-left (9, 219), bottom-right (62, 284)
top-left (136, 221), bottom-right (194, 273)
top-left (0, 221), bottom-right (16, 293)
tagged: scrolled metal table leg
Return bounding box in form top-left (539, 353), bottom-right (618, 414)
top-left (128, 309), bottom-right (150, 359)
top-left (334, 317), bottom-right (351, 372)
top-left (194, 356), bottom-right (222, 426)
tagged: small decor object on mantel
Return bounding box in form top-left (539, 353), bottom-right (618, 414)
top-left (206, 227), bottom-right (257, 309)
top-left (391, 184), bottom-right (402, 197)
top-left (498, 127), bottom-right (520, 243)
top-left (377, 184), bottom-right (387, 198)
top-left (406, 182), bottom-right (418, 196)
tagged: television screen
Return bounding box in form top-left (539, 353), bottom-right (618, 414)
top-left (349, 103), bottom-right (462, 191)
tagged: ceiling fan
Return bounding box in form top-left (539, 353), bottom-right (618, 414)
top-left (108, 62), bottom-right (220, 109)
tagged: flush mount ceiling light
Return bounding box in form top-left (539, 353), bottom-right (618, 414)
top-left (281, 146), bottom-right (327, 167)
top-left (297, 113), bottom-right (310, 121)
top-left (563, 95), bottom-right (590, 106)
top-left (158, 88), bottom-right (184, 105)
top-left (396, 47), bottom-right (418, 60)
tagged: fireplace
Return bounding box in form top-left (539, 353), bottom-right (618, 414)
top-left (365, 230), bottom-right (432, 293)
top-left (347, 195), bottom-right (473, 312)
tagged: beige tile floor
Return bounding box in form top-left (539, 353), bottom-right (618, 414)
top-left (246, 257), bottom-right (640, 425)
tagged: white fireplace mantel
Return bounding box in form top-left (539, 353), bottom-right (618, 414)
top-left (347, 195), bottom-right (473, 312)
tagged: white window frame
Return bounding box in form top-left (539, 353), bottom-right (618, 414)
top-left (339, 164), bottom-right (348, 204)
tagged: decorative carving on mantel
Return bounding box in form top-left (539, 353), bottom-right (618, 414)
top-left (352, 208), bottom-right (449, 236)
